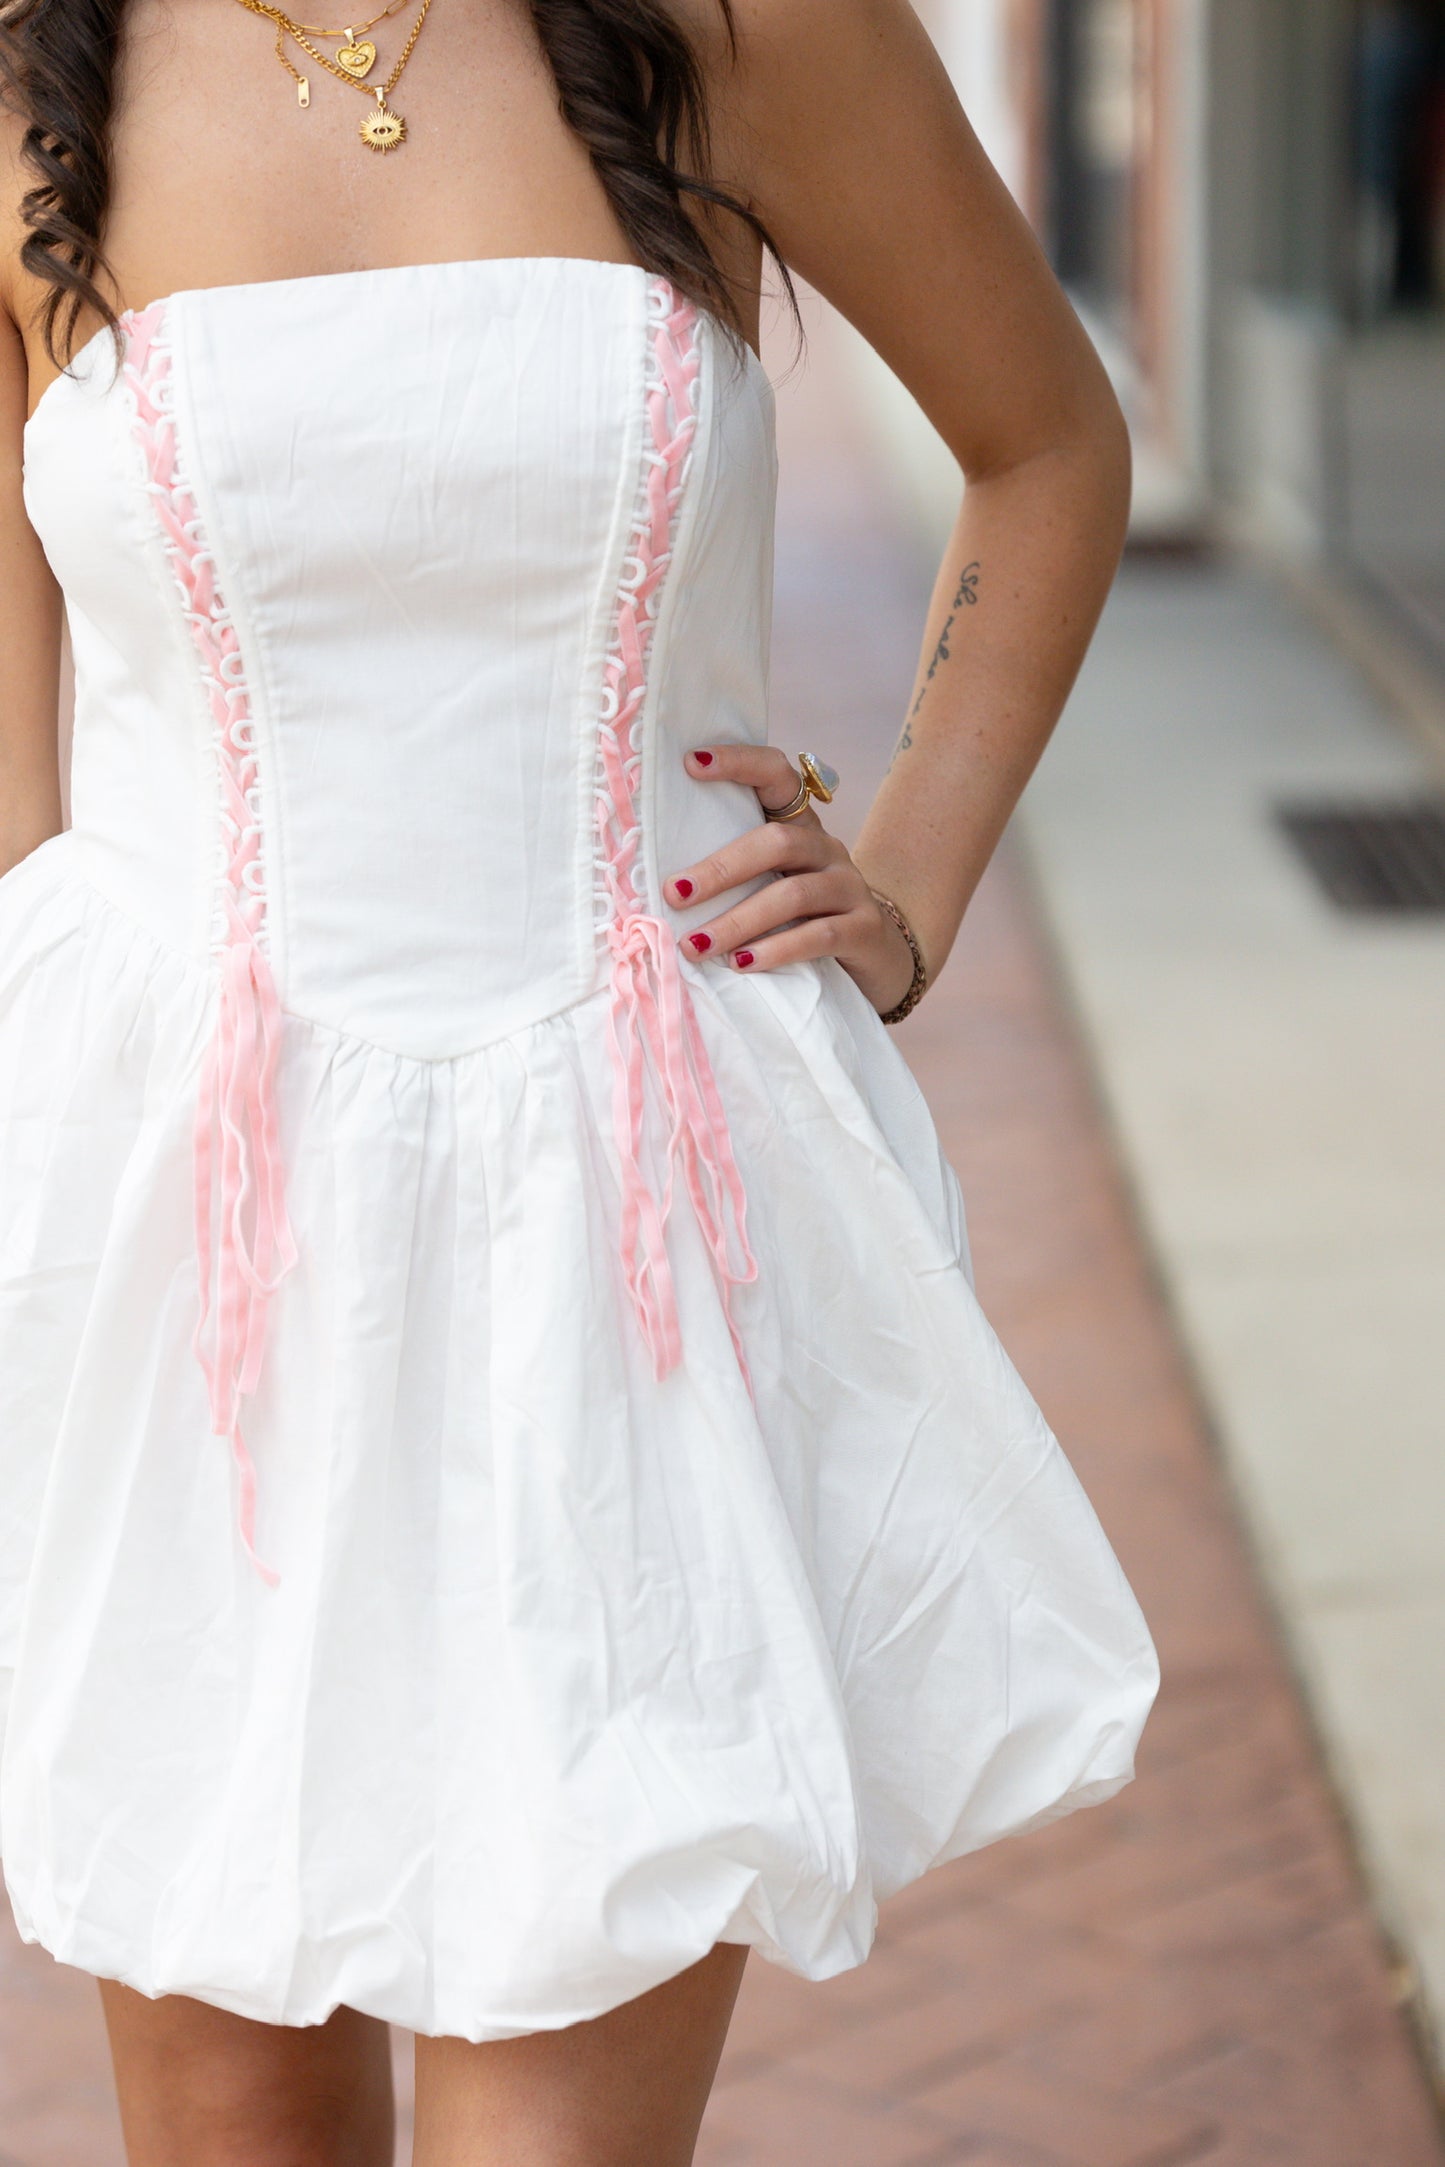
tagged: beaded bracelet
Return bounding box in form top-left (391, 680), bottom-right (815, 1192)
top-left (869, 889), bottom-right (929, 1025)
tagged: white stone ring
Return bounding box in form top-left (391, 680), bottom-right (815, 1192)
top-left (764, 751), bottom-right (840, 823)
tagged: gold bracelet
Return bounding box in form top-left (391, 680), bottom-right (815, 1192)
top-left (869, 889), bottom-right (929, 1025)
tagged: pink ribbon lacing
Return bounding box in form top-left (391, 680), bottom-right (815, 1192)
top-left (596, 284), bottom-right (758, 1384)
top-left (126, 305), bottom-right (297, 1585)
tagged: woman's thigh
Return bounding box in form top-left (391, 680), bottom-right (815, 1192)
top-left (412, 1943), bottom-right (749, 2167)
top-left (98, 1980), bottom-right (396, 2167)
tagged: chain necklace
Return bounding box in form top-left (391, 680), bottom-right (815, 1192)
top-left (235, 0), bottom-right (433, 152)
top-left (286, 0), bottom-right (408, 53)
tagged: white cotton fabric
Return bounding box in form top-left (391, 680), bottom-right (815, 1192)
top-left (0, 257), bottom-right (1157, 2038)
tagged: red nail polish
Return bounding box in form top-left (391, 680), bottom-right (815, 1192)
top-left (693, 749), bottom-right (714, 767)
top-left (674, 878), bottom-right (694, 899)
top-left (688, 932), bottom-right (712, 954)
top-left (735, 950), bottom-right (755, 969)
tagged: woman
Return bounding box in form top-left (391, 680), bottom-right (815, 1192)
top-left (0, 0), bottom-right (1157, 2159)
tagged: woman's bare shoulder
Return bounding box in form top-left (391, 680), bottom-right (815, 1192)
top-left (669, 0), bottom-right (894, 55)
top-left (686, 0), bottom-right (910, 90)
top-left (675, 0), bottom-right (952, 213)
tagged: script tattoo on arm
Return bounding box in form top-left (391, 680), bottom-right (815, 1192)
top-left (895, 561), bottom-right (980, 757)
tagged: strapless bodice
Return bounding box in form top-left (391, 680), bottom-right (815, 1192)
top-left (23, 256), bottom-right (777, 1059)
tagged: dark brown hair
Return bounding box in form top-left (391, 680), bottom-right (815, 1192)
top-left (0, 0), bottom-right (796, 365)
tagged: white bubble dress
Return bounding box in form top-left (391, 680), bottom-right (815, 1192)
top-left (0, 256), bottom-right (1157, 2038)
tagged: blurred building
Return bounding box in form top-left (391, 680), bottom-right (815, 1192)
top-left (928, 1), bottom-right (1445, 686)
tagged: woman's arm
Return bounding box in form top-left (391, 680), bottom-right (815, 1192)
top-left (666, 0), bottom-right (1131, 1013)
top-left (0, 187), bottom-right (64, 881)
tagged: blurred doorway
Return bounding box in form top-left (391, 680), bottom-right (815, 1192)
top-left (1342, 0), bottom-right (1445, 668)
top-left (1015, 0), bottom-right (1207, 535)
top-left (1352, 0), bottom-right (1445, 321)
top-left (1045, 0), bottom-right (1141, 339)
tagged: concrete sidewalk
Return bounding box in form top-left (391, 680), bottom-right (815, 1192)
top-left (1, 303), bottom-right (1442, 2164)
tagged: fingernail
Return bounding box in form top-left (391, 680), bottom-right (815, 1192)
top-left (734, 949), bottom-right (755, 969)
top-left (673, 877), bottom-right (694, 900)
top-left (692, 749), bottom-right (715, 767)
top-left (688, 932), bottom-right (712, 954)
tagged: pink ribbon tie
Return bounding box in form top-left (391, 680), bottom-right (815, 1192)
top-left (605, 908), bottom-right (757, 1385)
top-left (126, 302), bottom-right (296, 1585)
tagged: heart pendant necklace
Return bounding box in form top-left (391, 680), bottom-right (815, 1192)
top-left (335, 30), bottom-right (377, 77)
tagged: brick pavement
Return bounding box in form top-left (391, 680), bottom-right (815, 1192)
top-left (1, 301), bottom-right (1442, 2165)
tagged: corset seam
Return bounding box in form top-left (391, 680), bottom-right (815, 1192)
top-left (592, 278), bottom-right (758, 1385)
top-left (126, 305), bottom-right (277, 964)
top-left (633, 306), bottom-right (718, 920)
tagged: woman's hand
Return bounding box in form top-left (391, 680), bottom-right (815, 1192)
top-left (664, 744), bottom-right (918, 1018)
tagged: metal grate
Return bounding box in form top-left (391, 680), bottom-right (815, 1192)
top-left (1276, 800), bottom-right (1445, 915)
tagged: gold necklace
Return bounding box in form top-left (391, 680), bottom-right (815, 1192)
top-left (283, 0), bottom-right (409, 83)
top-left (235, 0), bottom-right (433, 151)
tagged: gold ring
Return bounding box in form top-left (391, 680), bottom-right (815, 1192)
top-left (763, 751), bottom-right (840, 822)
